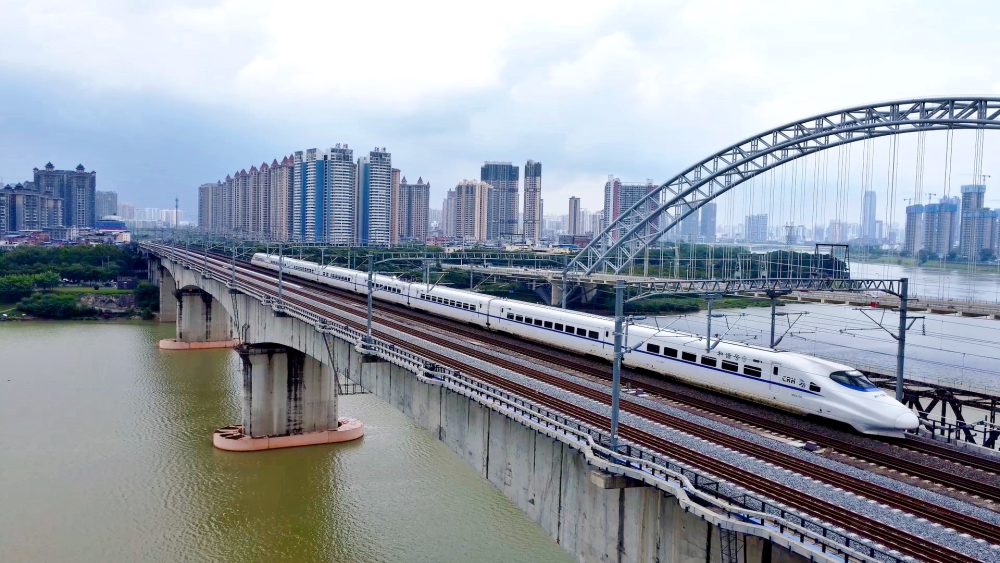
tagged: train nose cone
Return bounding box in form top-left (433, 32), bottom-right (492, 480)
top-left (894, 411), bottom-right (919, 430)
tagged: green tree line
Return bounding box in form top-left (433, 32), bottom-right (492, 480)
top-left (0, 244), bottom-right (147, 281)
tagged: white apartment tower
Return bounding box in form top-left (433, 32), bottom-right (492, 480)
top-left (523, 160), bottom-right (542, 243)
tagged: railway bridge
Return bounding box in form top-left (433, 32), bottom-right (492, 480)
top-left (143, 243), bottom-right (1000, 563)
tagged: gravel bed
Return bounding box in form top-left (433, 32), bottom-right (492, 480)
top-left (357, 309), bottom-right (1000, 562)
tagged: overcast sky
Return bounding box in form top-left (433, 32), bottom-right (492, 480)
top-left (2, 0), bottom-right (1000, 220)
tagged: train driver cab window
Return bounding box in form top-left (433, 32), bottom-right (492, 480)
top-left (809, 382), bottom-right (822, 393)
top-left (829, 370), bottom-right (877, 390)
top-left (681, 351), bottom-right (697, 362)
top-left (554, 323), bottom-right (564, 331)
top-left (646, 343), bottom-right (661, 354)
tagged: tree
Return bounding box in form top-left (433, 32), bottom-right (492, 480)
top-left (33, 271), bottom-right (60, 290)
top-left (0, 275), bottom-right (36, 301)
top-left (135, 282), bottom-right (159, 312)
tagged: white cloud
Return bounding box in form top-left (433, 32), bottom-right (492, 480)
top-left (4, 0), bottom-right (1000, 215)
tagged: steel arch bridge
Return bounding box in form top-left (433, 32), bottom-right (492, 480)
top-left (566, 97), bottom-right (1000, 275)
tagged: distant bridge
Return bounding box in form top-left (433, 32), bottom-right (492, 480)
top-left (573, 98), bottom-right (1000, 275)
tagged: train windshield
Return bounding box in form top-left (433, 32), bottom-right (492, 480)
top-left (829, 370), bottom-right (877, 390)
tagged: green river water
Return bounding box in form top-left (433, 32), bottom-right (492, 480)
top-left (0, 321), bottom-right (570, 563)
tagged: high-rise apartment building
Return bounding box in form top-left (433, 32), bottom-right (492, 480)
top-left (198, 183), bottom-right (215, 230)
top-left (390, 168), bottom-right (401, 245)
top-left (33, 163), bottom-right (96, 227)
top-left (960, 184), bottom-right (988, 257)
top-left (96, 190), bottom-right (118, 219)
top-left (700, 202), bottom-right (717, 243)
top-left (443, 189), bottom-right (457, 237)
top-left (861, 191), bottom-right (877, 242)
top-left (922, 201), bottom-right (958, 256)
top-left (903, 204), bottom-right (925, 254)
top-left (398, 177), bottom-right (429, 242)
top-left (452, 180), bottom-right (496, 242)
top-left (523, 160), bottom-right (542, 243)
top-left (0, 182), bottom-right (64, 234)
top-left (744, 214), bottom-right (769, 243)
top-left (481, 162), bottom-right (519, 241)
top-left (603, 176), bottom-right (658, 241)
top-left (941, 195), bottom-right (961, 250)
top-left (680, 209), bottom-right (699, 241)
top-left (567, 197), bottom-right (581, 235)
top-left (292, 149), bottom-right (327, 241)
top-left (322, 145), bottom-right (355, 244)
top-left (355, 148), bottom-right (392, 246)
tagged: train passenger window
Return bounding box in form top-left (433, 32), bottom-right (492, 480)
top-left (772, 366), bottom-right (779, 375)
top-left (588, 331), bottom-right (599, 339)
top-left (554, 323), bottom-right (564, 331)
top-left (565, 325), bottom-right (575, 333)
top-left (507, 313), bottom-right (514, 320)
top-left (524, 317), bottom-right (533, 324)
top-left (576, 328), bottom-right (587, 336)
top-left (743, 366), bottom-right (762, 377)
top-left (534, 319), bottom-right (543, 326)
top-left (515, 316), bottom-right (524, 322)
top-left (721, 361), bottom-right (738, 372)
top-left (664, 348), bottom-right (678, 358)
top-left (646, 343), bottom-right (661, 354)
top-left (809, 383), bottom-right (821, 393)
top-left (681, 352), bottom-right (697, 362)
top-left (544, 321), bottom-right (553, 329)
top-left (700, 356), bottom-right (717, 368)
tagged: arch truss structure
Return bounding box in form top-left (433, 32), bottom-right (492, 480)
top-left (566, 97), bottom-right (1000, 275)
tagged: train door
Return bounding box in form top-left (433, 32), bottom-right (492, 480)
top-left (768, 362), bottom-right (790, 405)
top-left (769, 362), bottom-right (807, 407)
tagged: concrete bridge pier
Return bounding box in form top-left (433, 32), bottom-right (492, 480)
top-left (176, 288), bottom-right (231, 344)
top-left (159, 286), bottom-right (237, 350)
top-left (213, 343), bottom-right (362, 452)
top-left (158, 267), bottom-right (177, 323)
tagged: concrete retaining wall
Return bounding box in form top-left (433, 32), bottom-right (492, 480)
top-left (355, 353), bottom-right (804, 563)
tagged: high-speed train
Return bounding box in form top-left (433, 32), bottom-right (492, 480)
top-left (252, 253), bottom-right (920, 437)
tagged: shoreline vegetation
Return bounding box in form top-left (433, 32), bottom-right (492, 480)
top-left (0, 244), bottom-right (157, 320)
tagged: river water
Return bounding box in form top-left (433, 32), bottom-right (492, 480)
top-left (850, 260), bottom-right (1000, 302)
top-left (0, 321), bottom-right (570, 563)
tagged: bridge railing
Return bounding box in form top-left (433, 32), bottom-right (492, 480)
top-left (147, 242), bottom-right (898, 563)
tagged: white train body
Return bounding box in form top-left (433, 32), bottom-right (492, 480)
top-left (252, 254), bottom-right (919, 437)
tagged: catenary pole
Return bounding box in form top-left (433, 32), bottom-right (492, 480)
top-left (610, 279), bottom-right (624, 454)
top-left (896, 277), bottom-right (908, 402)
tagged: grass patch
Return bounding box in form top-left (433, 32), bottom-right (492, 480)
top-left (52, 287), bottom-right (133, 295)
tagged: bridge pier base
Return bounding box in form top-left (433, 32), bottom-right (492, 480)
top-left (213, 343), bottom-right (362, 452)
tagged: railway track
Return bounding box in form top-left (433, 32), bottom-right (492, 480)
top-left (156, 246), bottom-right (995, 561)
top-left (232, 254), bottom-right (1000, 498)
